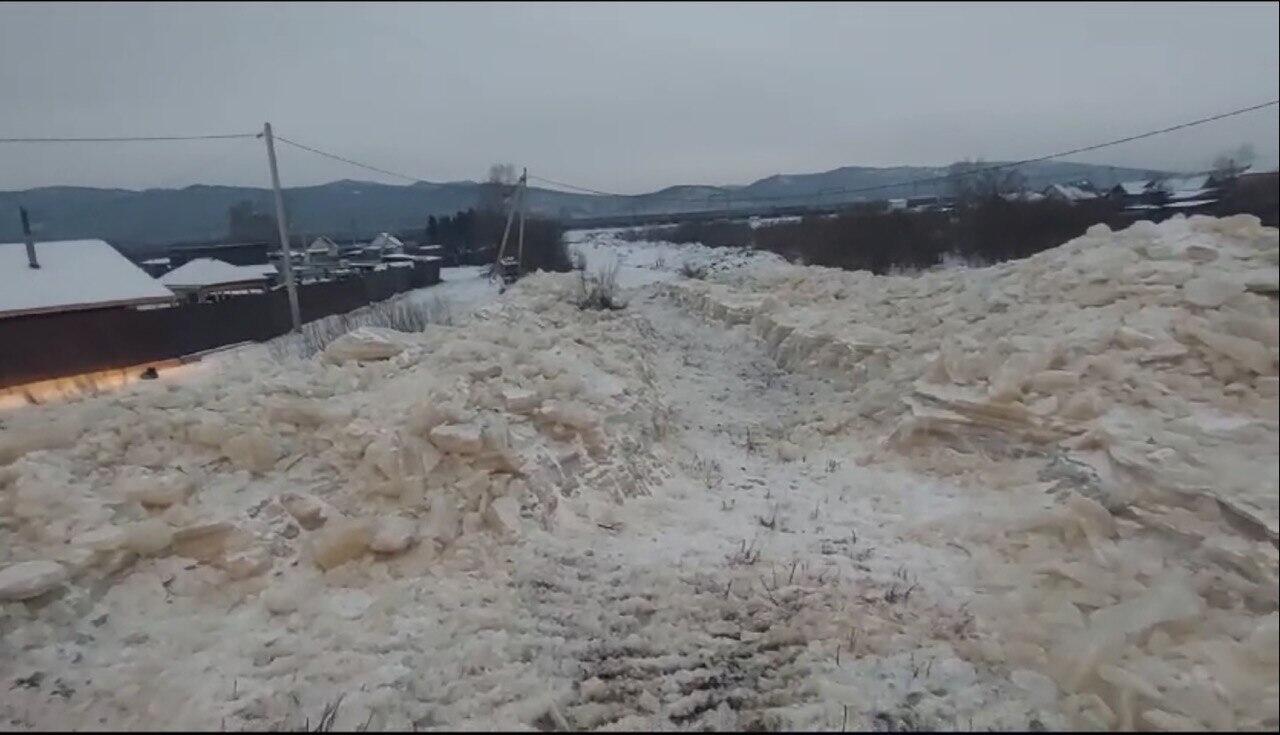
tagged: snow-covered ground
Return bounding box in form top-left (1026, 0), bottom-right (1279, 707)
top-left (1, 219), bottom-right (1277, 731)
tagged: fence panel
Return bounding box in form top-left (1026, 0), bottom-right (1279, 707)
top-left (1, 267), bottom-right (441, 388)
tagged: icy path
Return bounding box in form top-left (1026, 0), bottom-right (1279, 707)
top-left (523, 289), bottom-right (1061, 730)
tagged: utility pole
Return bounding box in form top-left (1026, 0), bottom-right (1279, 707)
top-left (262, 122), bottom-right (301, 332)
top-left (516, 167), bottom-right (527, 272)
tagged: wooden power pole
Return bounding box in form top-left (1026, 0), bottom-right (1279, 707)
top-left (262, 122), bottom-right (301, 332)
top-left (516, 167), bottom-right (527, 271)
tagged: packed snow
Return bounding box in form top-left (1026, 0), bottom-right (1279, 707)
top-left (1, 215), bottom-right (1276, 731)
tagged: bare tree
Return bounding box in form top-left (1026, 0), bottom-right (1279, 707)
top-left (947, 159), bottom-right (1027, 205)
top-left (1211, 144), bottom-right (1256, 179)
top-left (479, 163), bottom-right (518, 214)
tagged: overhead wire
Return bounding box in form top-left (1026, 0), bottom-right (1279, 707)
top-left (0, 133), bottom-right (258, 143)
top-left (272, 135), bottom-right (423, 184)
top-left (528, 98), bottom-right (1280, 206)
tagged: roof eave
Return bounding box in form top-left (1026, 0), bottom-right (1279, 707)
top-left (0, 294), bottom-right (176, 321)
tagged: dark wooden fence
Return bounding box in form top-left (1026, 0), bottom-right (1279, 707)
top-left (0, 261), bottom-right (440, 389)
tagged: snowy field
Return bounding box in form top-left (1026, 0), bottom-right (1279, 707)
top-left (1, 217), bottom-right (1277, 731)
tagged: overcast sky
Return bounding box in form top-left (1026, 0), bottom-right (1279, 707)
top-left (1, 2), bottom-right (1277, 193)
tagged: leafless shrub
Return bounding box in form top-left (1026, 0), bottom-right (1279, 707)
top-left (575, 259), bottom-right (626, 311)
top-left (679, 260), bottom-right (708, 280)
top-left (309, 694), bottom-right (345, 732)
top-left (726, 538), bottom-right (762, 566)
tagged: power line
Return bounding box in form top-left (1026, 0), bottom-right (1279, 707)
top-left (272, 135), bottom-right (423, 183)
top-left (530, 98), bottom-right (1280, 206)
top-left (1, 97), bottom-right (1274, 207)
top-left (522, 171), bottom-right (616, 195)
top-left (0, 133), bottom-right (257, 143)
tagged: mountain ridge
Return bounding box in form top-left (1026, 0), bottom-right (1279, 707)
top-left (0, 160), bottom-right (1171, 250)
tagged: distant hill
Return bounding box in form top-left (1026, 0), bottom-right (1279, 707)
top-left (0, 161), bottom-right (1170, 252)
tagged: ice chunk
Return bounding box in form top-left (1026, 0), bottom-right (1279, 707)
top-left (1089, 581), bottom-right (1203, 646)
top-left (1141, 709), bottom-right (1203, 732)
top-left (219, 547), bottom-right (271, 580)
top-left (369, 516), bottom-right (416, 554)
top-left (501, 387), bottom-right (541, 413)
top-left (423, 497), bottom-right (460, 546)
top-left (0, 560), bottom-right (67, 601)
top-left (116, 470), bottom-right (193, 508)
top-left (171, 521), bottom-right (238, 562)
top-left (429, 424), bottom-right (484, 454)
top-left (1059, 390), bottom-right (1106, 421)
top-left (261, 585), bottom-right (299, 615)
top-left (1011, 669), bottom-right (1058, 706)
top-left (308, 519), bottom-right (371, 570)
top-left (122, 519), bottom-right (174, 556)
top-left (1181, 319), bottom-right (1273, 374)
top-left (1182, 276), bottom-right (1244, 308)
top-left (328, 589), bottom-right (374, 620)
top-left (1029, 370), bottom-right (1080, 394)
top-left (278, 492), bottom-right (332, 530)
top-left (0, 420), bottom-right (79, 465)
top-left (265, 398), bottom-right (342, 428)
top-left (536, 400), bottom-right (599, 431)
top-left (484, 496), bottom-right (522, 538)
top-left (1242, 268), bottom-right (1279, 294)
top-left (221, 430), bottom-right (281, 474)
top-left (1097, 663), bottom-right (1163, 701)
top-left (1067, 494), bottom-right (1116, 540)
top-left (73, 526), bottom-right (127, 552)
top-left (322, 327), bottom-right (410, 363)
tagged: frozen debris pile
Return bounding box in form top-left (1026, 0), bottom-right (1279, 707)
top-left (669, 214), bottom-right (1280, 731)
top-left (566, 226), bottom-right (786, 287)
top-left (670, 214), bottom-right (1279, 534)
top-left (0, 271), bottom-right (668, 728)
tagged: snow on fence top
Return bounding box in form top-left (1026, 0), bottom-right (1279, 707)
top-left (0, 239), bottom-right (176, 319)
top-left (159, 258), bottom-right (278, 289)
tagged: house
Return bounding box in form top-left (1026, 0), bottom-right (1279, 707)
top-left (1153, 173), bottom-right (1212, 195)
top-left (1107, 180), bottom-right (1157, 203)
top-left (159, 258), bottom-right (278, 302)
top-left (1, 238), bottom-right (175, 320)
top-left (1141, 172), bottom-right (1222, 212)
top-left (367, 232), bottom-right (405, 256)
top-left (304, 236), bottom-right (341, 265)
top-left (1042, 183), bottom-right (1099, 203)
top-left (167, 241), bottom-right (271, 269)
top-left (1000, 191), bottom-right (1046, 203)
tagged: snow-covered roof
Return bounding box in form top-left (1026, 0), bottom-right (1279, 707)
top-left (1043, 184), bottom-right (1098, 201)
top-left (307, 236), bottom-right (338, 253)
top-left (1113, 181), bottom-right (1152, 196)
top-left (159, 258), bottom-right (277, 289)
top-left (1157, 174), bottom-right (1211, 192)
top-left (1001, 191), bottom-right (1045, 202)
top-left (0, 239), bottom-right (176, 319)
top-left (1167, 188), bottom-right (1217, 202)
top-left (369, 233), bottom-right (405, 251)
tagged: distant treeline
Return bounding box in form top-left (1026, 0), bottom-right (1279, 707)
top-left (622, 173), bottom-right (1278, 273)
